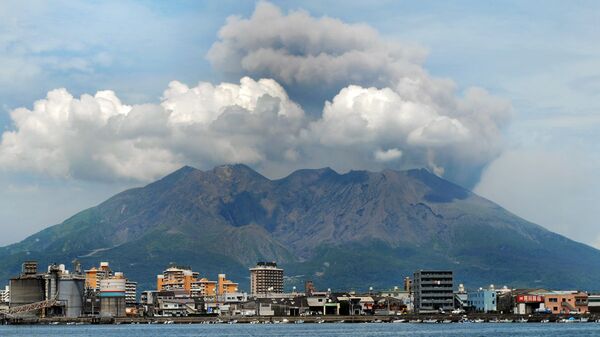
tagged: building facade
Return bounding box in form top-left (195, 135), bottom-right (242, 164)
top-left (125, 280), bottom-right (137, 306)
top-left (0, 285), bottom-right (9, 303)
top-left (543, 291), bottom-right (588, 314)
top-left (250, 262), bottom-right (284, 295)
top-left (467, 288), bottom-right (497, 313)
top-left (413, 270), bottom-right (454, 314)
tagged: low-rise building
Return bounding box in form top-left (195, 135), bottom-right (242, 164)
top-left (467, 288), bottom-right (497, 313)
top-left (543, 291), bottom-right (588, 314)
top-left (512, 289), bottom-right (547, 314)
top-left (588, 294), bottom-right (600, 313)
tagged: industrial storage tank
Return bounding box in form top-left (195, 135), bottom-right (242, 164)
top-left (58, 278), bottom-right (85, 318)
top-left (99, 276), bottom-right (126, 317)
top-left (9, 277), bottom-right (45, 316)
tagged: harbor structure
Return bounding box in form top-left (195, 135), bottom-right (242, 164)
top-left (250, 262), bottom-right (284, 295)
top-left (412, 270), bottom-right (454, 314)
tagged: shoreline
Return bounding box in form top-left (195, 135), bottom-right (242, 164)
top-left (3, 314), bottom-right (599, 325)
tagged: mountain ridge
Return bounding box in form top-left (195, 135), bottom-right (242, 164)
top-left (1, 164), bottom-right (599, 292)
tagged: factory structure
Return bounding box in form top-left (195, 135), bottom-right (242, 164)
top-left (1, 261), bottom-right (136, 319)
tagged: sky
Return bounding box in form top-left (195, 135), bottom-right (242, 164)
top-left (0, 0), bottom-right (599, 247)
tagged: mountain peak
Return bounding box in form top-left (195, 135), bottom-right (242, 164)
top-left (211, 163), bottom-right (268, 182)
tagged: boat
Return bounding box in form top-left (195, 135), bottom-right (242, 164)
top-left (392, 319), bottom-right (406, 323)
top-left (316, 319), bottom-right (325, 324)
top-left (473, 319), bottom-right (484, 323)
top-left (294, 320), bottom-right (304, 324)
top-left (541, 319), bottom-right (550, 323)
top-left (580, 317), bottom-right (589, 323)
top-left (499, 319), bottom-right (513, 323)
top-left (423, 319), bottom-right (438, 323)
top-left (517, 318), bottom-right (528, 323)
top-left (408, 319), bottom-right (422, 323)
top-left (442, 319), bottom-right (452, 323)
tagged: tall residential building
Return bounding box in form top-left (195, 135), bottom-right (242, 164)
top-left (413, 270), bottom-right (454, 314)
top-left (250, 262), bottom-right (284, 295)
top-left (125, 280), bottom-right (137, 306)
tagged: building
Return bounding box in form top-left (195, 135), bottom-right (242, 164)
top-left (250, 262), bottom-right (284, 295)
top-left (84, 262), bottom-right (112, 291)
top-left (125, 280), bottom-right (137, 307)
top-left (156, 265), bottom-right (239, 299)
top-left (157, 266), bottom-right (198, 292)
top-left (217, 274), bottom-right (238, 295)
top-left (412, 270), bottom-right (454, 314)
top-left (588, 294), bottom-right (600, 313)
top-left (467, 288), bottom-right (497, 313)
top-left (0, 285), bottom-right (9, 304)
top-left (511, 289), bottom-right (546, 314)
top-left (190, 278), bottom-right (217, 297)
top-left (543, 291), bottom-right (588, 314)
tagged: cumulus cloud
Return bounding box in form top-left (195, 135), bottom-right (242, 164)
top-left (0, 2), bottom-right (512, 188)
top-left (0, 77), bottom-right (305, 181)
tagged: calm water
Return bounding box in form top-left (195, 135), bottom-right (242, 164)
top-left (2, 323), bottom-right (600, 337)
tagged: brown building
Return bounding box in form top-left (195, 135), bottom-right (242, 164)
top-left (250, 262), bottom-right (284, 295)
top-left (543, 291), bottom-right (588, 314)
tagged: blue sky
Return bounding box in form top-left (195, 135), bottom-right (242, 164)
top-left (1, 0), bottom-right (599, 247)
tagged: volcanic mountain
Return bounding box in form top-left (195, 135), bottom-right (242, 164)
top-left (1, 164), bottom-right (599, 291)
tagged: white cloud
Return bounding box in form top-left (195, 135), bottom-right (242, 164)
top-left (0, 2), bottom-right (513, 187)
top-left (0, 77), bottom-right (306, 182)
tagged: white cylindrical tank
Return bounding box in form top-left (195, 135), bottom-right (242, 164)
top-left (99, 278), bottom-right (126, 318)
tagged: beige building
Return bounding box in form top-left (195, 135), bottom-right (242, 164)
top-left (250, 262), bottom-right (284, 295)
